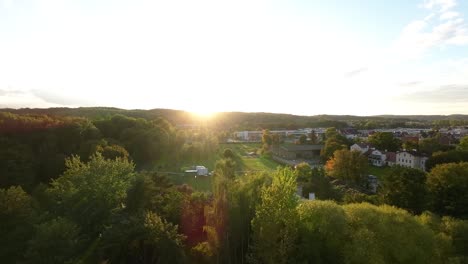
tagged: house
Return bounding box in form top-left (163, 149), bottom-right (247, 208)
top-left (368, 149), bottom-right (386, 167)
top-left (396, 151), bottom-right (428, 171)
top-left (350, 143), bottom-right (373, 154)
top-left (385, 152), bottom-right (396, 167)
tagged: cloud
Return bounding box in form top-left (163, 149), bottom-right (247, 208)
top-left (422, 0), bottom-right (456, 12)
top-left (344, 67), bottom-right (368, 78)
top-left (30, 89), bottom-right (94, 106)
top-left (393, 0), bottom-right (468, 59)
top-left (440, 11), bottom-right (460, 20)
top-left (399, 84), bottom-right (468, 103)
top-left (398, 81), bottom-right (423, 87)
top-left (0, 89), bottom-right (62, 109)
top-left (0, 89), bottom-right (24, 96)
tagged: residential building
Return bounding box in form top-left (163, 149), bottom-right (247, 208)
top-left (350, 143), bottom-right (372, 154)
top-left (396, 151), bottom-right (428, 171)
top-left (368, 149), bottom-right (386, 167)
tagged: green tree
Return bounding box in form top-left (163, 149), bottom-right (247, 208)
top-left (298, 134), bottom-right (307, 144)
top-left (379, 166), bottom-right (428, 214)
top-left (47, 154), bottom-right (136, 235)
top-left (227, 172), bottom-right (272, 264)
top-left (427, 162), bottom-right (468, 218)
top-left (100, 211), bottom-right (187, 264)
top-left (126, 172), bottom-right (183, 224)
top-left (343, 203), bottom-right (446, 264)
top-left (308, 130), bottom-right (318, 144)
top-left (426, 150), bottom-right (468, 172)
top-left (368, 132), bottom-right (401, 152)
top-left (296, 201), bottom-right (348, 263)
top-left (0, 186), bottom-right (37, 262)
top-left (262, 130), bottom-right (272, 153)
top-left (458, 135), bottom-right (468, 151)
top-left (250, 167), bottom-right (299, 264)
top-left (25, 217), bottom-right (83, 264)
top-left (320, 128), bottom-right (348, 161)
top-left (203, 158), bottom-right (237, 262)
top-left (295, 162), bottom-right (313, 182)
top-left (326, 149), bottom-right (368, 184)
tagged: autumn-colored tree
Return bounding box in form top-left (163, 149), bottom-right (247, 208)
top-left (326, 149), bottom-right (368, 184)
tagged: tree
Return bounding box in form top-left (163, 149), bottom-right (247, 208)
top-left (426, 150), bottom-right (468, 171)
top-left (227, 172), bottom-right (272, 264)
top-left (203, 158), bottom-right (237, 262)
top-left (250, 167), bottom-right (299, 264)
top-left (427, 162), bottom-right (468, 218)
top-left (100, 211), bottom-right (187, 264)
top-left (223, 148), bottom-right (236, 160)
top-left (320, 128), bottom-right (348, 161)
top-left (24, 217), bottom-right (83, 264)
top-left (379, 166), bottom-right (428, 214)
top-left (457, 135), bottom-right (468, 151)
top-left (309, 130), bottom-right (318, 144)
top-left (296, 201), bottom-right (348, 263)
top-left (46, 154), bottom-right (136, 235)
top-left (343, 203), bottom-right (446, 264)
top-left (261, 130), bottom-right (272, 153)
top-left (0, 186), bottom-right (37, 262)
top-left (368, 132), bottom-right (401, 152)
top-left (326, 149), bottom-right (368, 184)
top-left (419, 134), bottom-right (452, 155)
top-left (295, 162), bottom-right (313, 182)
top-left (298, 134), bottom-right (307, 144)
top-left (126, 172), bottom-right (183, 224)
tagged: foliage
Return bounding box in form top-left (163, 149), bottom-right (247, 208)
top-left (427, 162), bottom-right (468, 218)
top-left (379, 166), bottom-right (428, 214)
top-left (426, 150), bottom-right (468, 171)
top-left (296, 200), bottom-right (348, 263)
top-left (126, 172), bottom-right (184, 224)
top-left (24, 217), bottom-right (83, 264)
top-left (326, 149), bottom-right (368, 184)
top-left (250, 167), bottom-right (299, 264)
top-left (320, 127), bottom-right (349, 161)
top-left (458, 135), bottom-right (468, 151)
top-left (0, 186), bottom-right (37, 262)
top-left (100, 211), bottom-right (187, 264)
top-left (295, 163), bottom-right (336, 200)
top-left (46, 154), bottom-right (136, 235)
top-left (343, 203), bottom-right (446, 264)
top-left (368, 132), bottom-right (401, 152)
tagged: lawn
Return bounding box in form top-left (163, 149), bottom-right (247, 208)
top-left (220, 143), bottom-right (280, 172)
top-left (169, 143), bottom-right (281, 191)
top-left (368, 166), bottom-right (393, 179)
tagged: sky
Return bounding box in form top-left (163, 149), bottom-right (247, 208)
top-left (1, 0), bottom-right (468, 116)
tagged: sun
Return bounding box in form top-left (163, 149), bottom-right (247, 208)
top-left (189, 105), bottom-right (217, 119)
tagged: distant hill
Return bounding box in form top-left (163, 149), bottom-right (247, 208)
top-left (1, 107), bottom-right (468, 130)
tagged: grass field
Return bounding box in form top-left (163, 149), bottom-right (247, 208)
top-left (169, 142), bottom-right (281, 192)
top-left (368, 166), bottom-right (392, 179)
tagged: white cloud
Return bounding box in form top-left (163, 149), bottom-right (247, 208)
top-left (440, 11), bottom-right (460, 20)
top-left (423, 0), bottom-right (456, 12)
top-left (392, 0), bottom-right (468, 60)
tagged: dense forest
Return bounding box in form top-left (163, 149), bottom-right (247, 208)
top-left (3, 107), bottom-right (468, 130)
top-left (1, 109), bottom-right (468, 263)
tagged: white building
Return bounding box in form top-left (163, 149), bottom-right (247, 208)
top-left (350, 143), bottom-right (372, 154)
top-left (396, 151), bottom-right (428, 171)
top-left (368, 149), bottom-right (386, 167)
